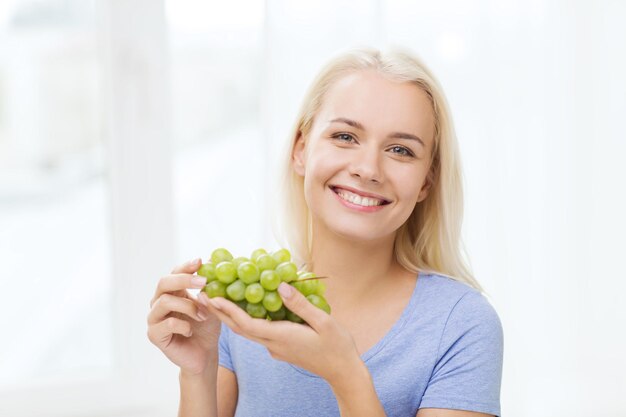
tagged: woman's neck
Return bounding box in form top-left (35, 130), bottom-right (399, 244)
top-left (309, 223), bottom-right (402, 310)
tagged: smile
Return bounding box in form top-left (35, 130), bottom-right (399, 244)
top-left (330, 186), bottom-right (391, 208)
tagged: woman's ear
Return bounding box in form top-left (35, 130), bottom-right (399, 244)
top-left (417, 168), bottom-right (434, 203)
top-left (292, 132), bottom-right (306, 177)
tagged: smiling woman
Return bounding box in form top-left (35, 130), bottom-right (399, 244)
top-left (276, 50), bottom-right (483, 294)
top-left (147, 46), bottom-right (503, 417)
top-left (289, 69), bottom-right (436, 247)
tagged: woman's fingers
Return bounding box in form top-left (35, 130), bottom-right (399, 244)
top-left (150, 272), bottom-right (207, 307)
top-left (148, 257), bottom-right (203, 306)
top-left (204, 296), bottom-right (273, 343)
top-left (171, 257), bottom-right (202, 274)
top-left (197, 293), bottom-right (238, 326)
top-left (148, 293), bottom-right (210, 324)
top-left (147, 316), bottom-right (193, 348)
top-left (277, 282), bottom-right (329, 332)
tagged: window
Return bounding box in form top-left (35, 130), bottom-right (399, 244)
top-left (0, 0), bottom-right (113, 389)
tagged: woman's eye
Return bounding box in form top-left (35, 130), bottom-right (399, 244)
top-left (389, 146), bottom-right (414, 157)
top-left (333, 133), bottom-right (355, 143)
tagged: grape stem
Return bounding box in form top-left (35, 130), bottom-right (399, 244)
top-left (296, 276), bottom-right (330, 282)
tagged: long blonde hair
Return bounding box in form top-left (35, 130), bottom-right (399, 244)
top-left (271, 46), bottom-right (483, 293)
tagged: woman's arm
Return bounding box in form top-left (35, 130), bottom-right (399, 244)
top-left (178, 351), bottom-right (239, 417)
top-left (179, 363), bottom-right (218, 417)
top-left (328, 358), bottom-right (387, 417)
top-left (216, 367), bottom-right (238, 417)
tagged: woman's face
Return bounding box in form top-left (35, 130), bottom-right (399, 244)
top-left (292, 69), bottom-right (436, 243)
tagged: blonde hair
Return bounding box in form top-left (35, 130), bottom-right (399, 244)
top-left (271, 46), bottom-right (484, 293)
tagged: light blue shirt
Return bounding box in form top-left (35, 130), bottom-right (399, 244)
top-left (219, 272), bottom-right (504, 416)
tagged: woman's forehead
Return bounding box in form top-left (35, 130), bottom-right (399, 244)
top-left (314, 70), bottom-right (435, 143)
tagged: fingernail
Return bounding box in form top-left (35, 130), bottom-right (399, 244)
top-left (209, 299), bottom-right (222, 311)
top-left (191, 277), bottom-right (207, 287)
top-left (197, 309), bottom-right (208, 321)
top-left (197, 293), bottom-right (208, 305)
top-left (278, 282), bottom-right (293, 298)
top-left (188, 257), bottom-right (201, 265)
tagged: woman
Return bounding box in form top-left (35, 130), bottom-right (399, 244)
top-left (147, 47), bottom-right (504, 417)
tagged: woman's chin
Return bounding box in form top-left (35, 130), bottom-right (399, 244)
top-left (326, 222), bottom-right (392, 244)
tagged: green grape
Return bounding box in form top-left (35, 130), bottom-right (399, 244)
top-left (306, 294), bottom-right (331, 314)
top-left (204, 280), bottom-right (227, 298)
top-left (286, 308), bottom-right (303, 323)
top-left (260, 270), bottom-right (280, 291)
top-left (197, 262), bottom-right (217, 281)
top-left (232, 256), bottom-right (250, 269)
top-left (291, 281), bottom-right (302, 293)
top-left (246, 302), bottom-right (267, 318)
top-left (271, 248), bottom-right (291, 264)
top-left (211, 248), bottom-right (233, 264)
top-left (245, 283), bottom-right (265, 304)
top-left (226, 279), bottom-right (246, 301)
top-left (215, 261), bottom-right (237, 284)
top-left (314, 280), bottom-right (326, 296)
top-left (262, 291), bottom-right (283, 312)
top-left (255, 254), bottom-right (278, 272)
top-left (237, 261), bottom-right (260, 284)
top-left (299, 279), bottom-right (319, 296)
top-left (250, 248), bottom-right (268, 262)
top-left (291, 280), bottom-right (318, 296)
top-left (200, 246), bottom-right (329, 320)
top-left (267, 305), bottom-right (286, 321)
top-left (275, 261), bottom-right (298, 283)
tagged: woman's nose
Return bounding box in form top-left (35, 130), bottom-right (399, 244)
top-left (348, 145), bottom-right (384, 184)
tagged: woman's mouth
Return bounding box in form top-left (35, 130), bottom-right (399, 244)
top-left (330, 186), bottom-right (391, 208)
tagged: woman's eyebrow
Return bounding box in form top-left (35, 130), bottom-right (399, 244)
top-left (328, 117), bottom-right (425, 147)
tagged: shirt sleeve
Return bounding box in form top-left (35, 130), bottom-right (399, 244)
top-left (419, 290), bottom-right (504, 416)
top-left (218, 322), bottom-right (234, 372)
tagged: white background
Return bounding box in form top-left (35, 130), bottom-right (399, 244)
top-left (0, 0), bottom-right (624, 416)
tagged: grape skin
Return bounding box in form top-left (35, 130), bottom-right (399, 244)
top-left (226, 279), bottom-right (246, 301)
top-left (204, 280), bottom-right (227, 298)
top-left (197, 262), bottom-right (217, 281)
top-left (246, 302), bottom-right (267, 318)
top-left (245, 283), bottom-right (265, 304)
top-left (262, 291), bottom-right (283, 312)
top-left (238, 261), bottom-right (260, 284)
top-left (215, 261), bottom-right (237, 284)
top-left (211, 248), bottom-right (233, 264)
top-left (260, 270), bottom-right (280, 291)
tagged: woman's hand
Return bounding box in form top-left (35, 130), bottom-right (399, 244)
top-left (200, 282), bottom-right (362, 385)
top-left (147, 258), bottom-right (222, 376)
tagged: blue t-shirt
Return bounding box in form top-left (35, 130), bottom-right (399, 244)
top-left (218, 272), bottom-right (504, 416)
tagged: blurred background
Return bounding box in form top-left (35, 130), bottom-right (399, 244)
top-left (0, 0), bottom-right (624, 416)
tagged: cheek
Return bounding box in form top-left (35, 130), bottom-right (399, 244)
top-left (304, 147), bottom-right (341, 184)
top-left (395, 168), bottom-right (428, 204)
top-left (401, 182), bottom-right (423, 203)
top-left (301, 153), bottom-right (344, 213)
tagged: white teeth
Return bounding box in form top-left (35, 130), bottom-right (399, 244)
top-left (335, 188), bottom-right (384, 207)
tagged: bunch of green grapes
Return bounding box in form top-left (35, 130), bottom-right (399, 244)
top-left (198, 247), bottom-right (331, 322)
